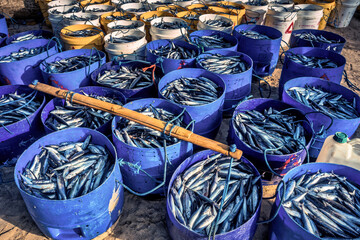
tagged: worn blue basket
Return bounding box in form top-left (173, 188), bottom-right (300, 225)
top-left (14, 128), bottom-right (124, 240)
top-left (196, 49), bottom-right (253, 115)
top-left (0, 39), bottom-right (59, 85)
top-left (40, 49), bottom-right (106, 90)
top-left (282, 77), bottom-right (360, 159)
top-left (279, 47), bottom-right (346, 96)
top-left (189, 30), bottom-right (238, 52)
top-left (289, 29), bottom-right (346, 54)
top-left (0, 14), bottom-right (8, 36)
top-left (233, 24), bottom-right (282, 77)
top-left (111, 98), bottom-right (193, 195)
top-left (146, 39), bottom-right (200, 74)
top-left (6, 30), bottom-right (54, 45)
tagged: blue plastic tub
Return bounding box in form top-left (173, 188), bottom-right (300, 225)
top-left (269, 162), bottom-right (360, 240)
top-left (282, 77), bottom-right (360, 159)
top-left (189, 30), bottom-right (238, 52)
top-left (146, 39), bottom-right (200, 74)
top-left (40, 49), bottom-right (106, 90)
top-left (0, 14), bottom-right (8, 36)
top-left (90, 60), bottom-right (161, 100)
top-left (279, 47), bottom-right (346, 96)
top-left (158, 68), bottom-right (226, 137)
top-left (0, 39), bottom-right (59, 85)
top-left (41, 86), bottom-right (126, 135)
top-left (0, 33), bottom-right (7, 47)
top-left (14, 128), bottom-right (124, 240)
top-left (233, 24), bottom-right (282, 77)
top-left (111, 98), bottom-right (193, 195)
top-left (289, 29), bottom-right (346, 54)
top-left (166, 149), bottom-right (262, 240)
top-left (196, 49), bottom-right (253, 115)
top-left (6, 30), bottom-right (54, 45)
top-left (0, 85), bottom-right (46, 163)
top-left (228, 98), bottom-right (314, 176)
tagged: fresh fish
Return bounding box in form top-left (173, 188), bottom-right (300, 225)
top-left (152, 20), bottom-right (189, 29)
top-left (190, 34), bottom-right (233, 49)
top-left (295, 32), bottom-right (340, 44)
top-left (64, 14), bottom-right (98, 21)
top-left (105, 13), bottom-right (133, 21)
top-left (111, 21), bottom-right (142, 30)
top-left (287, 53), bottom-right (338, 68)
top-left (10, 33), bottom-right (44, 44)
top-left (43, 54), bottom-right (102, 73)
top-left (65, 29), bottom-right (99, 37)
top-left (237, 30), bottom-right (271, 40)
top-left (49, 6), bottom-right (81, 15)
top-left (149, 41), bottom-right (197, 59)
top-left (108, 34), bottom-right (142, 43)
top-left (198, 53), bottom-right (249, 74)
top-left (0, 46), bottom-right (47, 63)
top-left (203, 19), bottom-right (232, 27)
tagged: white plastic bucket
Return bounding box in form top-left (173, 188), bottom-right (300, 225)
top-left (48, 0), bottom-right (78, 8)
top-left (269, 1), bottom-right (294, 9)
top-left (107, 20), bottom-right (145, 33)
top-left (48, 5), bottom-right (82, 38)
top-left (84, 4), bottom-right (116, 16)
top-left (63, 12), bottom-right (101, 27)
top-left (111, 0), bottom-right (139, 9)
top-left (120, 3), bottom-right (153, 16)
top-left (293, 4), bottom-right (323, 30)
top-left (149, 17), bottom-right (188, 40)
top-left (328, 0), bottom-right (360, 28)
top-left (104, 29), bottom-right (147, 60)
top-left (197, 14), bottom-right (234, 33)
top-left (173, 0), bottom-right (194, 7)
top-left (265, 6), bottom-right (297, 45)
top-left (242, 1), bottom-right (269, 24)
top-left (147, 0), bottom-right (174, 9)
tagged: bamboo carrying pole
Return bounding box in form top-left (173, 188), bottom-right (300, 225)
top-left (29, 82), bottom-right (243, 159)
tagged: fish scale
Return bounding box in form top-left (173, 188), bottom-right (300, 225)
top-left (190, 35), bottom-right (232, 49)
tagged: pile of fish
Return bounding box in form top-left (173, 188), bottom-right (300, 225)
top-left (237, 30), bottom-right (270, 40)
top-left (114, 105), bottom-right (186, 148)
top-left (108, 35), bottom-right (142, 43)
top-left (218, 4), bottom-right (243, 10)
top-left (86, 7), bottom-right (110, 13)
top-left (246, 0), bottom-right (268, 5)
top-left (96, 66), bottom-right (154, 90)
top-left (45, 93), bottom-right (122, 131)
top-left (190, 35), bottom-right (233, 49)
top-left (10, 33), bottom-right (44, 44)
top-left (288, 54), bottom-right (338, 68)
top-left (65, 15), bottom-right (98, 21)
top-left (191, 6), bottom-right (208, 11)
top-left (144, 15), bottom-right (160, 22)
top-left (198, 54), bottom-right (249, 74)
top-left (169, 153), bottom-right (261, 235)
top-left (294, 32), bottom-right (340, 44)
top-left (283, 170), bottom-right (360, 239)
top-left (149, 41), bottom-right (197, 59)
top-left (0, 91), bottom-right (41, 126)
top-left (49, 6), bottom-right (81, 14)
top-left (152, 21), bottom-right (188, 29)
top-left (43, 54), bottom-right (102, 73)
top-left (182, 14), bottom-right (199, 20)
top-left (233, 107), bottom-right (307, 154)
top-left (105, 14), bottom-right (132, 20)
top-left (161, 77), bottom-right (222, 106)
top-left (0, 46), bottom-right (47, 63)
top-left (127, 6), bottom-right (148, 12)
top-left (111, 22), bottom-right (142, 30)
top-left (287, 85), bottom-right (359, 119)
top-left (64, 29), bottom-right (99, 37)
top-left (18, 134), bottom-right (114, 200)
top-left (203, 19), bottom-right (232, 27)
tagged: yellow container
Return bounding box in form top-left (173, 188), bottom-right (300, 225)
top-left (208, 6), bottom-right (242, 25)
top-left (36, 0), bottom-right (52, 26)
top-left (176, 11), bottom-right (200, 32)
top-left (60, 24), bottom-right (105, 50)
top-left (293, 0), bottom-right (307, 3)
top-left (186, 4), bottom-right (210, 14)
top-left (100, 12), bottom-right (137, 33)
top-left (306, 0), bottom-right (336, 29)
top-left (80, 0), bottom-right (110, 7)
top-left (156, 5), bottom-right (187, 14)
top-left (140, 11), bottom-right (173, 41)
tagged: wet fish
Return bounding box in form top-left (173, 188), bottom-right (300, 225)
top-left (182, 14), bottom-right (199, 20)
top-left (10, 33), bottom-right (44, 44)
top-left (149, 41), bottom-right (197, 59)
top-left (65, 29), bottom-right (99, 37)
top-left (203, 19), bottom-right (232, 27)
top-left (64, 14), bottom-right (98, 21)
top-left (160, 76), bottom-right (222, 106)
top-left (108, 34), bottom-right (142, 43)
top-left (287, 85), bottom-right (359, 119)
top-left (18, 134), bottom-right (113, 200)
top-left (43, 54), bottom-right (102, 73)
top-left (287, 53), bottom-right (338, 68)
top-left (86, 7), bottom-right (111, 12)
top-left (105, 14), bottom-right (133, 21)
top-left (190, 34), bottom-right (233, 49)
top-left (111, 22), bottom-right (142, 30)
top-left (198, 53), bottom-right (249, 74)
top-left (294, 32), bottom-right (340, 44)
top-left (246, 0), bottom-right (268, 6)
top-left (49, 6), bottom-right (81, 15)
top-left (152, 21), bottom-right (189, 29)
top-left (0, 46), bottom-right (47, 63)
top-left (237, 30), bottom-right (270, 40)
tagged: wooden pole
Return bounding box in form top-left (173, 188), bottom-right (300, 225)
top-left (29, 82), bottom-right (243, 159)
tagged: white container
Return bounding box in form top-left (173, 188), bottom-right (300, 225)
top-left (197, 14), bottom-right (234, 34)
top-left (173, 0), bottom-right (195, 7)
top-left (107, 20), bottom-right (146, 33)
top-left (104, 29), bottom-right (147, 60)
top-left (84, 4), bottom-right (116, 16)
top-left (48, 0), bottom-right (78, 8)
top-left (120, 3), bottom-right (153, 16)
top-left (48, 5), bottom-right (82, 38)
top-left (328, 0), bottom-right (360, 28)
top-left (150, 17), bottom-right (188, 40)
top-left (269, 1), bottom-right (294, 9)
top-left (63, 12), bottom-right (101, 27)
top-left (265, 6), bottom-right (297, 45)
top-left (111, 0), bottom-right (139, 9)
top-left (242, 1), bottom-right (269, 24)
top-left (316, 132), bottom-right (360, 171)
top-left (293, 4), bottom-right (323, 30)
top-left (147, 0), bottom-right (174, 9)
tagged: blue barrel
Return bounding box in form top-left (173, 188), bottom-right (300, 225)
top-left (0, 33), bottom-right (7, 47)
top-left (166, 149), bottom-right (262, 240)
top-left (269, 162), bottom-right (360, 240)
top-left (279, 47), bottom-right (346, 96)
top-left (233, 24), bottom-right (282, 77)
top-left (6, 30), bottom-right (54, 45)
top-left (41, 86), bottom-right (126, 135)
top-left (189, 30), bottom-right (238, 52)
top-left (196, 49), bottom-right (253, 115)
top-left (289, 29), bottom-right (346, 54)
top-left (0, 39), bottom-right (59, 85)
top-left (111, 98), bottom-right (193, 194)
top-left (282, 77), bottom-right (360, 159)
top-left (228, 98), bottom-right (314, 176)
top-left (40, 49), bottom-right (106, 90)
top-left (0, 14), bottom-right (8, 36)
top-left (90, 60), bottom-right (161, 100)
top-left (158, 68), bottom-right (225, 139)
top-left (146, 39), bottom-right (200, 74)
top-left (14, 128), bottom-right (124, 240)
top-left (0, 85), bottom-right (46, 163)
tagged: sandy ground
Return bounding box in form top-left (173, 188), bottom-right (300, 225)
top-left (1, 13), bottom-right (360, 240)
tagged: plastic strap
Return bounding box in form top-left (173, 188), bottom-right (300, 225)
top-left (46, 36), bottom-right (63, 56)
top-left (343, 70), bottom-right (360, 93)
top-left (304, 111), bottom-right (334, 131)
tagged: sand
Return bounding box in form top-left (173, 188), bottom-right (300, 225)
top-left (1, 13), bottom-right (360, 240)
